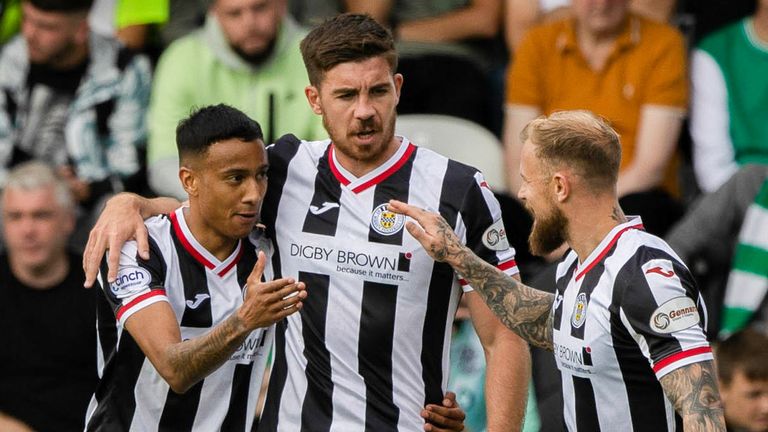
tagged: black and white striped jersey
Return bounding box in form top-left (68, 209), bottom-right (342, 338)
top-left (256, 135), bottom-right (518, 431)
top-left (552, 218), bottom-right (712, 431)
top-left (87, 207), bottom-right (273, 431)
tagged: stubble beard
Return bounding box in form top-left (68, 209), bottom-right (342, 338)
top-left (323, 109), bottom-right (398, 163)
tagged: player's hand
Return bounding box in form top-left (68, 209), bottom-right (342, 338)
top-left (239, 251), bottom-right (307, 329)
top-left (387, 200), bottom-right (466, 267)
top-left (83, 193), bottom-right (149, 287)
top-left (422, 391), bottom-right (465, 431)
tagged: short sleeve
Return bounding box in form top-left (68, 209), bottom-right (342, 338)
top-left (506, 25), bottom-right (547, 107)
top-left (616, 252), bottom-right (713, 379)
top-left (98, 237), bottom-right (168, 326)
top-left (642, 26), bottom-right (688, 109)
top-left (458, 171), bottom-right (518, 292)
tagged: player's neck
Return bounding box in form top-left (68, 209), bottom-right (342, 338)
top-left (567, 197), bottom-right (625, 264)
top-left (183, 207), bottom-right (239, 261)
top-left (10, 252), bottom-right (70, 290)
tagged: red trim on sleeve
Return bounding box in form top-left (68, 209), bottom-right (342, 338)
top-left (653, 346), bottom-right (713, 373)
top-left (498, 259), bottom-right (517, 271)
top-left (116, 289), bottom-right (167, 322)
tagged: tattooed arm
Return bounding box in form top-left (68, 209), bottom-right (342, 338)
top-left (659, 360), bottom-right (726, 431)
top-left (389, 200), bottom-right (555, 350)
top-left (124, 253), bottom-right (306, 393)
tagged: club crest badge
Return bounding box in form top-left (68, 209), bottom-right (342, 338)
top-left (571, 292), bottom-right (588, 328)
top-left (370, 203), bottom-right (405, 236)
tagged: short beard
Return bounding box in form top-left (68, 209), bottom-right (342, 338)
top-left (528, 204), bottom-right (568, 256)
top-left (232, 36), bottom-right (277, 67)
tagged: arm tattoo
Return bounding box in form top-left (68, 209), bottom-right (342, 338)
top-left (166, 315), bottom-right (249, 392)
top-left (659, 360), bottom-right (726, 431)
top-left (431, 218), bottom-right (555, 350)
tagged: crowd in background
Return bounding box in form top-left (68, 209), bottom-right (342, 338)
top-left (0, 0), bottom-right (767, 431)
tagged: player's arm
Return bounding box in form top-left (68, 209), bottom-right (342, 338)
top-left (122, 252), bottom-right (306, 394)
top-left (468, 285), bottom-right (531, 431)
top-left (658, 361), bottom-right (726, 431)
top-left (83, 192), bottom-right (181, 287)
top-left (389, 200), bottom-right (554, 350)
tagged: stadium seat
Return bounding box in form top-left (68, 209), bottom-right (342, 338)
top-left (396, 114), bottom-right (508, 194)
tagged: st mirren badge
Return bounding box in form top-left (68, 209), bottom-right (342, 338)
top-left (571, 292), bottom-right (588, 329)
top-left (370, 203), bottom-right (405, 236)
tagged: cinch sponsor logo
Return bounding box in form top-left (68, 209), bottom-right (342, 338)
top-left (110, 267), bottom-right (151, 299)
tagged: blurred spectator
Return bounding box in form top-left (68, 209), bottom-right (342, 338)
top-left (714, 328), bottom-right (768, 432)
top-left (666, 164), bottom-right (768, 336)
top-left (0, 0), bottom-right (152, 211)
top-left (449, 295), bottom-right (540, 432)
top-left (690, 0), bottom-right (768, 193)
top-left (348, 0), bottom-right (506, 133)
top-left (504, 0), bottom-right (678, 58)
top-left (287, 0), bottom-right (342, 27)
top-left (679, 0), bottom-right (755, 45)
top-left (0, 161), bottom-right (97, 432)
top-left (89, 0), bottom-right (169, 52)
top-left (158, 0), bottom-right (211, 47)
top-left (0, 0), bottom-right (21, 45)
top-left (147, 0), bottom-right (325, 200)
top-left (504, 0), bottom-right (687, 236)
top-left (719, 174), bottom-right (768, 338)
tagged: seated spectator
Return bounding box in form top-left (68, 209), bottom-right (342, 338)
top-left (158, 0), bottom-right (210, 48)
top-left (666, 164), bottom-right (768, 336)
top-left (287, 0), bottom-right (342, 27)
top-left (89, 0), bottom-right (170, 53)
top-left (347, 0), bottom-right (506, 133)
top-left (0, 161), bottom-right (97, 431)
top-left (720, 173), bottom-right (768, 338)
top-left (714, 328), bottom-right (768, 432)
top-left (504, 0), bottom-right (687, 236)
top-left (690, 0), bottom-right (768, 193)
top-left (0, 0), bottom-right (21, 45)
top-left (0, 0), bottom-right (152, 211)
top-left (147, 0), bottom-right (325, 200)
top-left (504, 0), bottom-right (678, 64)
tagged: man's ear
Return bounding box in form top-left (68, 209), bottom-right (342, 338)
top-left (179, 166), bottom-right (198, 197)
top-left (552, 171), bottom-right (571, 203)
top-left (305, 85), bottom-right (322, 115)
top-left (393, 73), bottom-right (403, 104)
top-left (75, 17), bottom-right (90, 45)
